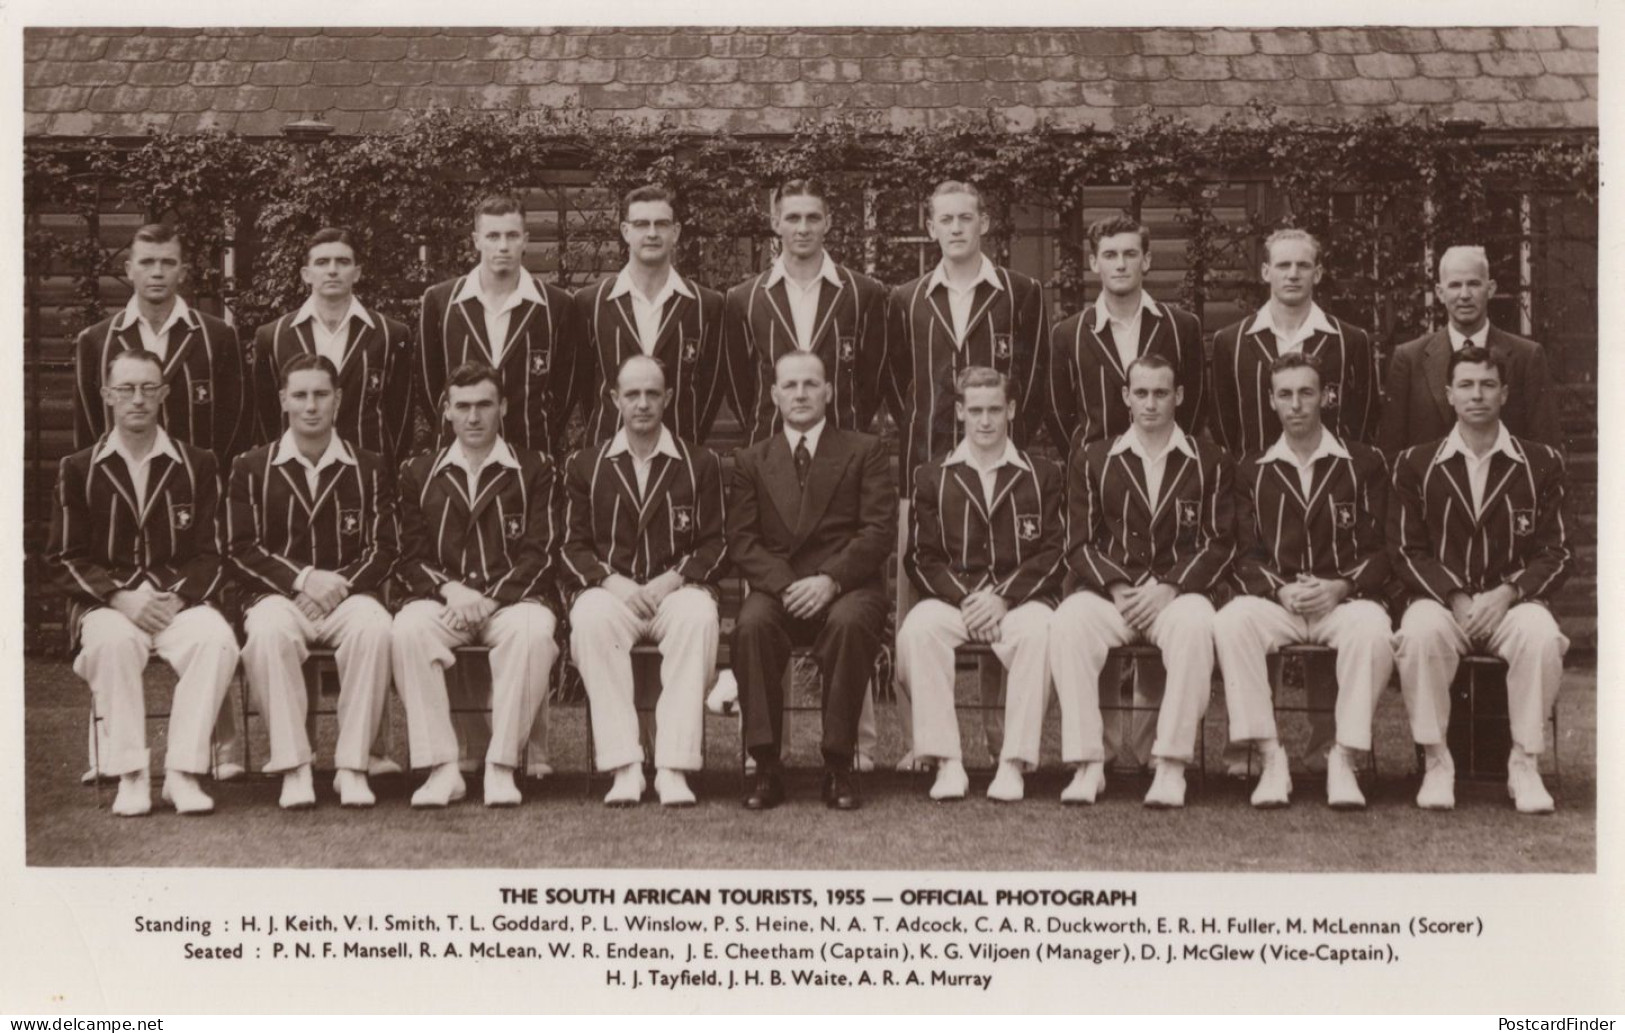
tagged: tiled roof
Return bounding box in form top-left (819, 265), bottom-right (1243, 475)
top-left (24, 26), bottom-right (1598, 137)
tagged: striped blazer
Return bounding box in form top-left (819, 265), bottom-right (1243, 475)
top-left (1209, 310), bottom-right (1380, 457)
top-left (558, 436), bottom-right (727, 590)
top-left (253, 304), bottom-right (414, 467)
top-left (886, 266), bottom-right (1049, 496)
top-left (48, 436), bottom-right (225, 645)
top-left (574, 274), bottom-right (729, 448)
top-left (1066, 433), bottom-right (1235, 598)
top-left (1047, 299), bottom-right (1205, 457)
top-left (395, 443), bottom-right (558, 606)
top-left (906, 451), bottom-right (1065, 607)
top-left (722, 263), bottom-right (892, 445)
top-left (417, 273), bottom-right (583, 457)
top-left (74, 307), bottom-right (252, 467)
top-left (226, 438), bottom-right (397, 603)
top-left (1232, 437), bottom-right (1390, 600)
top-left (1388, 434), bottom-right (1570, 604)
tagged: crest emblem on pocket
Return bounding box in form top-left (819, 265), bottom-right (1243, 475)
top-left (504, 514), bottom-right (523, 539)
top-left (994, 332), bottom-right (1012, 360)
top-left (169, 503), bottom-right (193, 531)
top-left (681, 339), bottom-right (699, 364)
top-left (1333, 501), bottom-right (1356, 529)
top-left (1016, 513), bottom-right (1040, 541)
top-left (529, 350), bottom-right (550, 375)
top-left (1176, 499), bottom-right (1199, 527)
top-left (340, 509), bottom-right (362, 536)
top-left (192, 382), bottom-right (212, 404)
top-left (838, 335), bottom-right (855, 363)
top-left (365, 369), bottom-right (383, 394)
top-left (1513, 509), bottom-right (1535, 536)
top-left (672, 505), bottom-right (694, 534)
top-left (1322, 382), bottom-right (1340, 410)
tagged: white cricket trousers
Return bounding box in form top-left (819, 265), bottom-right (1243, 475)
top-left (241, 593), bottom-right (392, 773)
top-left (1394, 599), bottom-right (1566, 754)
top-left (390, 599), bottom-right (558, 770)
top-left (1049, 591), bottom-right (1215, 764)
top-left (1213, 596), bottom-right (1394, 751)
top-left (571, 586), bottom-right (718, 772)
top-left (897, 598), bottom-right (1053, 768)
top-left (75, 605), bottom-right (239, 776)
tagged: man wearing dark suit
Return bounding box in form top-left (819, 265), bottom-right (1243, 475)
top-left (1377, 245), bottom-right (1562, 454)
top-left (1210, 228), bottom-right (1380, 457)
top-left (1048, 214), bottom-right (1205, 457)
top-left (228, 354), bottom-right (398, 810)
top-left (577, 184), bottom-right (729, 448)
top-left (390, 363), bottom-right (560, 809)
top-left (254, 227), bottom-right (414, 470)
top-left (723, 178), bottom-right (892, 445)
top-left (49, 349), bottom-right (239, 817)
top-left (562, 356), bottom-right (727, 808)
top-left (729, 351), bottom-right (895, 810)
top-left (417, 194), bottom-right (583, 458)
top-left (1390, 345), bottom-right (1570, 815)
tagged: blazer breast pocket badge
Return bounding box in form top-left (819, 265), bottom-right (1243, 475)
top-left (169, 503), bottom-right (194, 532)
top-left (364, 369), bottom-right (384, 395)
top-left (838, 334), bottom-right (856, 364)
top-left (1513, 509), bottom-right (1535, 536)
top-left (1016, 512), bottom-right (1041, 542)
top-left (1333, 501), bottom-right (1356, 530)
top-left (339, 509), bottom-right (362, 537)
top-left (192, 382), bottom-right (212, 404)
top-left (504, 514), bottom-right (524, 540)
top-left (529, 350), bottom-right (550, 376)
top-left (1321, 381), bottom-right (1340, 410)
top-left (1176, 499), bottom-right (1200, 529)
top-left (671, 505), bottom-right (695, 535)
top-left (681, 337), bottom-right (700, 365)
top-left (994, 332), bottom-right (1012, 361)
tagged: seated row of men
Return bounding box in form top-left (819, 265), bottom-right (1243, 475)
top-left (52, 331), bottom-right (1568, 819)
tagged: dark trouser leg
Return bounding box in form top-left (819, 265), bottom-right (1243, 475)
top-left (815, 585), bottom-right (888, 766)
top-left (732, 591), bottom-right (791, 764)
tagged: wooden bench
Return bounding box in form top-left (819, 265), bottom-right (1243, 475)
top-left (1417, 654), bottom-right (1561, 783)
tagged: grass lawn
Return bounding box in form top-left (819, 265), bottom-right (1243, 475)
top-left (22, 658), bottom-right (1596, 872)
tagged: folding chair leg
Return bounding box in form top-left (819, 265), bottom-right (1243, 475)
top-left (978, 655), bottom-right (1005, 761)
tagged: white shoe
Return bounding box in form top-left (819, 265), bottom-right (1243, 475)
top-left (743, 755), bottom-right (757, 775)
top-left (1144, 760), bottom-right (1187, 809)
top-left (411, 763), bottom-right (466, 808)
top-left (334, 769), bottom-right (375, 808)
top-left (161, 771), bottom-right (215, 815)
top-left (1507, 748), bottom-right (1555, 814)
top-left (1061, 762), bottom-right (1106, 805)
top-left (457, 758), bottom-right (480, 776)
top-left (212, 761), bottom-right (247, 782)
top-left (483, 764), bottom-right (522, 808)
top-left (655, 769), bottom-right (696, 807)
top-left (985, 762), bottom-right (1024, 802)
top-left (854, 752), bottom-right (875, 773)
top-left (112, 769), bottom-right (152, 817)
top-left (1223, 742), bottom-right (1256, 779)
top-left (1416, 745), bottom-right (1456, 810)
top-left (1250, 741), bottom-right (1292, 809)
top-left (604, 763), bottom-right (645, 807)
top-left (366, 755), bottom-right (402, 778)
top-left (929, 760), bottom-right (969, 801)
top-left (279, 764), bottom-right (317, 810)
top-left (1326, 746), bottom-right (1366, 810)
top-left (706, 670), bottom-right (739, 715)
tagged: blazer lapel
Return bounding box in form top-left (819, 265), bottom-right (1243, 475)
top-left (807, 273), bottom-right (846, 352)
top-left (987, 464), bottom-right (1025, 518)
top-left (336, 315), bottom-right (369, 376)
top-left (1476, 452), bottom-right (1523, 523)
top-left (1150, 450), bottom-right (1193, 528)
top-left (94, 456), bottom-right (143, 527)
top-left (293, 317), bottom-right (318, 357)
top-left (795, 431), bottom-right (852, 540)
top-left (760, 277), bottom-right (799, 348)
top-left (1435, 455), bottom-right (1478, 528)
top-left (1110, 451), bottom-right (1154, 523)
top-left (949, 464), bottom-right (989, 523)
top-left (961, 280), bottom-right (1002, 343)
top-left (652, 290), bottom-right (693, 361)
top-left (1423, 332), bottom-right (1454, 427)
top-left (274, 461), bottom-right (316, 517)
top-left (162, 320), bottom-right (200, 378)
top-left (1245, 322), bottom-right (1279, 366)
top-left (1302, 455), bottom-right (1342, 524)
top-left (606, 452), bottom-right (645, 515)
top-left (433, 463), bottom-right (474, 517)
top-left (761, 435), bottom-right (804, 533)
top-left (634, 455), bottom-right (679, 538)
top-left (1138, 302), bottom-right (1165, 359)
top-left (925, 285), bottom-right (958, 343)
top-left (468, 464), bottom-right (514, 525)
top-left (140, 454), bottom-right (178, 527)
top-left (1087, 321), bottom-right (1127, 381)
top-left (498, 295), bottom-right (542, 371)
top-left (453, 287), bottom-right (496, 364)
top-left (611, 291), bottom-right (641, 350)
top-left (1269, 461), bottom-right (1308, 511)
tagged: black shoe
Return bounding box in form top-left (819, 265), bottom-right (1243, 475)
top-left (743, 771), bottom-right (785, 811)
top-left (822, 768), bottom-right (860, 811)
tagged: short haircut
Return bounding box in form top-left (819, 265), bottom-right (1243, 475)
top-left (445, 361), bottom-right (503, 396)
top-left (928, 180), bottom-right (983, 217)
top-left (305, 227), bottom-right (359, 264)
top-left (1125, 352), bottom-right (1179, 387)
top-left (954, 365), bottom-right (1011, 403)
top-left (1438, 245), bottom-right (1491, 281)
top-left (622, 183), bottom-right (677, 221)
top-left (1448, 343), bottom-right (1508, 383)
top-left (279, 352), bottom-right (339, 391)
top-left (615, 353), bottom-right (668, 390)
top-left (130, 223), bottom-right (182, 257)
top-left (474, 194), bottom-right (525, 224)
top-left (106, 348), bottom-right (165, 382)
top-left (1088, 214), bottom-right (1150, 254)
top-left (771, 178), bottom-right (828, 218)
top-left (1263, 227), bottom-right (1322, 263)
top-left (1269, 351), bottom-right (1323, 389)
top-left (774, 348), bottom-right (826, 382)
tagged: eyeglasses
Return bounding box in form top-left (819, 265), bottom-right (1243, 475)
top-left (627, 220), bottom-right (675, 232)
top-left (108, 384), bottom-right (165, 400)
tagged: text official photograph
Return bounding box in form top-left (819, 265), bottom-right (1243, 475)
top-left (2, 0), bottom-right (1620, 1016)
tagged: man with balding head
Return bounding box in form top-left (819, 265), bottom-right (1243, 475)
top-left (1378, 245), bottom-right (1562, 454)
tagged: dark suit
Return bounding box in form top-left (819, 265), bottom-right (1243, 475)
top-left (727, 426), bottom-right (896, 763)
top-left (1377, 326), bottom-right (1563, 455)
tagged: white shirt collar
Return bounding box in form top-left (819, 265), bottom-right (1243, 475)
top-left (608, 266), bottom-right (695, 303)
top-left (1447, 323), bottom-right (1491, 350)
top-left (452, 268), bottom-right (547, 309)
top-left (1091, 289), bottom-right (1160, 333)
top-left (945, 436), bottom-right (1030, 473)
top-left (927, 254), bottom-right (1002, 294)
top-left (95, 425), bottom-right (181, 466)
top-left (272, 430), bottom-right (356, 470)
top-left (1436, 422), bottom-right (1522, 467)
top-left (291, 295), bottom-right (375, 330)
top-left (605, 425), bottom-right (683, 462)
top-left (784, 418), bottom-right (827, 456)
top-left (1108, 423), bottom-right (1198, 461)
top-left (432, 436), bottom-right (522, 477)
top-left (765, 251), bottom-right (842, 290)
top-left (1247, 301), bottom-right (1338, 340)
top-left (114, 295), bottom-right (194, 335)
top-left (1260, 428), bottom-right (1352, 469)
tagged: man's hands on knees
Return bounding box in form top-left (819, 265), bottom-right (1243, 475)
top-left (111, 589), bottom-right (182, 635)
top-left (302, 569), bottom-right (351, 614)
top-left (439, 581), bottom-right (498, 632)
top-left (1456, 584), bottom-right (1517, 647)
top-left (1281, 575), bottom-right (1351, 621)
top-left (642, 570), bottom-right (686, 613)
top-left (961, 590), bottom-right (1008, 643)
top-left (604, 573), bottom-right (657, 620)
top-left (1112, 580), bottom-right (1176, 633)
top-left (782, 574), bottom-right (838, 620)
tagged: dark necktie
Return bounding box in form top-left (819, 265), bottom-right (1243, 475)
top-left (794, 437), bottom-right (812, 488)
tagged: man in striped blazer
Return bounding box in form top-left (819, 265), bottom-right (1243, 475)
top-left (254, 227), bottom-right (414, 470)
top-left (228, 354), bottom-right (398, 810)
top-left (562, 355), bottom-right (726, 808)
top-left (723, 178), bottom-right (893, 445)
top-left (1210, 228), bottom-right (1380, 458)
top-left (390, 363), bottom-right (560, 809)
top-left (1390, 345), bottom-right (1570, 814)
top-left (898, 366), bottom-right (1065, 803)
top-left (1214, 353), bottom-right (1395, 810)
top-left (1050, 353), bottom-right (1236, 808)
top-left (1048, 214), bottom-right (1205, 457)
top-left (577, 184), bottom-right (729, 448)
top-left (417, 194), bottom-right (583, 458)
top-left (886, 180), bottom-right (1050, 499)
top-left (49, 349), bottom-right (240, 817)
